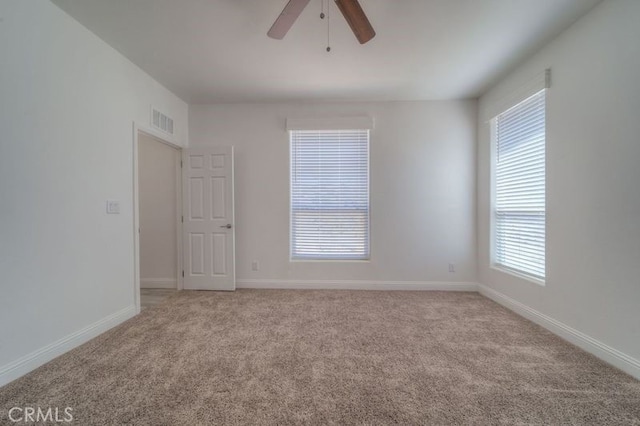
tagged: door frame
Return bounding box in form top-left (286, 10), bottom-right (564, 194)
top-left (132, 122), bottom-right (183, 314)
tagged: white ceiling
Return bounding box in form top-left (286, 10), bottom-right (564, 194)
top-left (52, 0), bottom-right (600, 104)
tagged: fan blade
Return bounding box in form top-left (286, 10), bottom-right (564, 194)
top-left (267, 0), bottom-right (312, 40)
top-left (334, 0), bottom-right (376, 44)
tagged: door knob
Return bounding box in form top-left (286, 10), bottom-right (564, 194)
top-left (220, 224), bottom-right (232, 229)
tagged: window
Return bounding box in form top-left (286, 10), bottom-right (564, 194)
top-left (290, 129), bottom-right (369, 260)
top-left (493, 89), bottom-right (546, 281)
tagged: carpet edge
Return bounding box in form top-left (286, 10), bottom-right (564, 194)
top-left (478, 284), bottom-right (640, 380)
top-left (0, 305), bottom-right (136, 387)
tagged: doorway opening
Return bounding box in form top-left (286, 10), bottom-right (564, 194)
top-left (133, 127), bottom-right (182, 312)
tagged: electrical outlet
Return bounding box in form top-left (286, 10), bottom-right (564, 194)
top-left (448, 263), bottom-right (455, 273)
top-left (251, 260), bottom-right (259, 271)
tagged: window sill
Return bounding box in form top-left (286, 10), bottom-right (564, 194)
top-left (491, 265), bottom-right (545, 287)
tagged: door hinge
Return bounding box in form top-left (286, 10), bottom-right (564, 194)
top-left (182, 270), bottom-right (184, 277)
top-left (181, 215), bottom-right (184, 223)
top-left (180, 160), bottom-right (183, 168)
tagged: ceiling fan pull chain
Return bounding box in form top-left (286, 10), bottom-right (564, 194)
top-left (320, 0), bottom-right (325, 19)
top-left (326, 0), bottom-right (331, 52)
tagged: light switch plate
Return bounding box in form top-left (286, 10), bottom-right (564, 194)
top-left (106, 200), bottom-right (120, 214)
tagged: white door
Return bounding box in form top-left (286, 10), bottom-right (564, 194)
top-left (182, 146), bottom-right (235, 291)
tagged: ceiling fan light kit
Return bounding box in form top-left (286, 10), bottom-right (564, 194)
top-left (268, 0), bottom-right (375, 46)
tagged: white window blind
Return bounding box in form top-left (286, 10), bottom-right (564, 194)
top-left (290, 129), bottom-right (369, 260)
top-left (494, 89), bottom-right (546, 280)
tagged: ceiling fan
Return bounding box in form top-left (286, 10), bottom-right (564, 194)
top-left (268, 0), bottom-right (376, 45)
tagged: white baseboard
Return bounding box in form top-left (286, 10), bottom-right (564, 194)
top-left (141, 278), bottom-right (177, 289)
top-left (478, 284), bottom-right (640, 380)
top-left (237, 279), bottom-right (478, 291)
top-left (0, 305), bottom-right (136, 387)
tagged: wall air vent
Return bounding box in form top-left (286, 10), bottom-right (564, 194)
top-left (151, 107), bottom-right (175, 136)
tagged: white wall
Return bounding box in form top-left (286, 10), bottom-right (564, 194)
top-left (138, 135), bottom-right (179, 289)
top-left (190, 101), bottom-right (477, 286)
top-left (478, 0), bottom-right (640, 365)
top-left (0, 0), bottom-right (188, 384)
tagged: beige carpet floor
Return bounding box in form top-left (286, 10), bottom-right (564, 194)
top-left (1, 290), bottom-right (639, 425)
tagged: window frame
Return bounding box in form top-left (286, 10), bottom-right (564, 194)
top-left (289, 129), bottom-right (371, 262)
